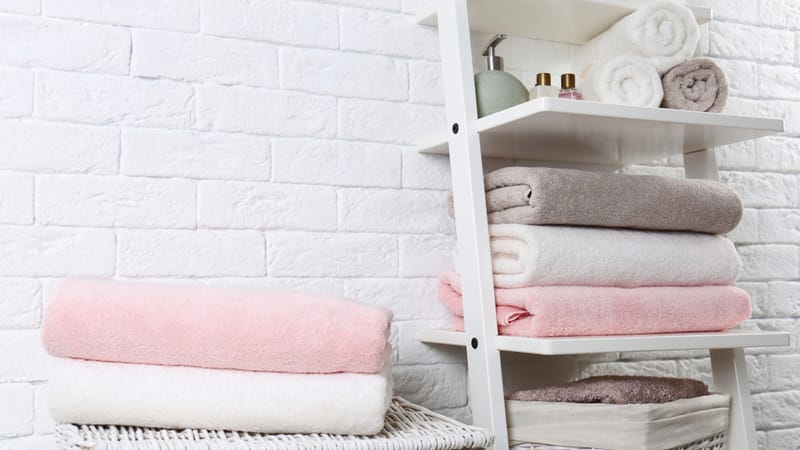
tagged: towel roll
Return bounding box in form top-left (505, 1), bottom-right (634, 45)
top-left (582, 55), bottom-right (664, 107)
top-left (454, 225), bottom-right (741, 288)
top-left (48, 358), bottom-right (393, 435)
top-left (42, 279), bottom-right (392, 374)
top-left (574, 1), bottom-right (700, 76)
top-left (661, 58), bottom-right (729, 112)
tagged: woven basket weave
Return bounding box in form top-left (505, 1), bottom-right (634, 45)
top-left (55, 397), bottom-right (494, 450)
top-left (523, 431), bottom-right (727, 450)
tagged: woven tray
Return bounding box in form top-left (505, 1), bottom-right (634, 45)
top-left (55, 397), bottom-right (494, 450)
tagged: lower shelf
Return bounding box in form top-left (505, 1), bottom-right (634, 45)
top-left (417, 329), bottom-right (790, 355)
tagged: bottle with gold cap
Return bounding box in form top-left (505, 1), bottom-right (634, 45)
top-left (529, 72), bottom-right (559, 100)
top-left (558, 73), bottom-right (583, 100)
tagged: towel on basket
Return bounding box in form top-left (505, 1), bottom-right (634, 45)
top-left (508, 376), bottom-right (709, 404)
top-left (661, 58), bottom-right (729, 112)
top-left (48, 357), bottom-right (393, 435)
top-left (455, 225), bottom-right (741, 289)
top-left (574, 1), bottom-right (699, 76)
top-left (480, 167), bottom-right (743, 234)
top-left (439, 273), bottom-right (751, 337)
top-left (581, 55), bottom-right (664, 107)
top-left (42, 278), bottom-right (392, 374)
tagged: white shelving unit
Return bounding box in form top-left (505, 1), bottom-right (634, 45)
top-left (416, 2), bottom-right (790, 450)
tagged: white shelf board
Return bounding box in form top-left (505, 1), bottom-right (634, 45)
top-left (417, 329), bottom-right (790, 356)
top-left (418, 98), bottom-right (784, 165)
top-left (417, 0), bottom-right (712, 45)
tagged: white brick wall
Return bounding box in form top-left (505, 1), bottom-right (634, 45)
top-left (0, 0), bottom-right (798, 447)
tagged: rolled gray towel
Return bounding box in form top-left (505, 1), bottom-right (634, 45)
top-left (508, 376), bottom-right (710, 405)
top-left (661, 58), bottom-right (728, 112)
top-left (478, 167), bottom-right (743, 234)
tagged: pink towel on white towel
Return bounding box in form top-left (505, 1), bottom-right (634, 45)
top-left (42, 278), bottom-right (393, 374)
top-left (440, 273), bottom-right (751, 337)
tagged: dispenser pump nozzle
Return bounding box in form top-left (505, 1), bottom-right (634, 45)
top-left (482, 34), bottom-right (507, 71)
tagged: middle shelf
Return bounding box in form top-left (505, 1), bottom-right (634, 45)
top-left (417, 98), bottom-right (784, 166)
top-left (418, 329), bottom-right (790, 355)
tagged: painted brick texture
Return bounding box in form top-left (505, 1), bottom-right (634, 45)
top-left (0, 0), bottom-right (798, 448)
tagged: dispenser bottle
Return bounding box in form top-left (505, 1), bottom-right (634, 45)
top-left (559, 73), bottom-right (583, 100)
top-left (474, 35), bottom-right (529, 118)
top-left (529, 73), bottom-right (559, 100)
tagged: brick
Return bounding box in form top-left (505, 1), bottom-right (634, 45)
top-left (577, 360), bottom-right (679, 378)
top-left (344, 278), bottom-right (447, 321)
top-left (759, 64), bottom-right (800, 100)
top-left (709, 22), bottom-right (795, 64)
top-left (392, 364), bottom-right (467, 409)
top-left (717, 140), bottom-right (758, 170)
top-left (401, 0), bottom-right (427, 15)
top-left (713, 59), bottom-right (758, 99)
top-left (760, 0), bottom-right (800, 30)
top-left (271, 138), bottom-right (401, 188)
top-left (399, 234), bottom-right (454, 277)
top-left (768, 281), bottom-right (800, 317)
top-left (43, 0), bottom-right (199, 32)
top-left (197, 84), bottom-right (335, 138)
top-left (37, 175), bottom-right (196, 228)
top-left (117, 229), bottom-right (265, 277)
top-left (726, 208), bottom-right (758, 244)
top-left (0, 330), bottom-right (53, 381)
top-left (0, 121), bottom-right (118, 174)
top-left (0, 66), bottom-right (32, 117)
top-left (33, 384), bottom-right (53, 434)
top-left (738, 244), bottom-right (799, 280)
top-left (0, 0), bottom-right (39, 14)
top-left (132, 30), bottom-right (278, 88)
top-left (0, 173), bottom-right (33, 224)
top-left (0, 383), bottom-right (32, 437)
top-left (737, 281), bottom-right (768, 318)
top-left (760, 209), bottom-right (800, 243)
top-left (268, 231), bottom-right (397, 277)
top-left (340, 8), bottom-right (439, 60)
top-left (0, 279), bottom-right (40, 329)
top-left (0, 15), bottom-right (130, 74)
top-left (707, 0), bottom-right (759, 24)
top-left (0, 436), bottom-right (59, 450)
top-left (402, 150), bottom-right (451, 190)
top-left (395, 320), bottom-right (465, 365)
top-left (770, 355), bottom-right (800, 391)
top-left (753, 391), bottom-right (800, 428)
top-left (198, 181), bottom-right (337, 231)
top-left (720, 171), bottom-right (797, 208)
top-left (122, 128), bottom-right (269, 181)
top-left (756, 137), bottom-right (800, 172)
top-left (338, 98), bottom-right (444, 145)
top-left (325, 0), bottom-right (400, 10)
top-left (206, 277), bottom-right (347, 298)
top-left (338, 188), bottom-right (451, 233)
top-left (280, 47), bottom-right (407, 101)
top-left (409, 60), bottom-right (444, 105)
top-left (0, 227), bottom-right (114, 276)
top-left (751, 318), bottom-right (799, 352)
top-left (36, 71), bottom-right (194, 127)
top-left (203, 0), bottom-right (337, 48)
top-left (766, 429), bottom-right (800, 450)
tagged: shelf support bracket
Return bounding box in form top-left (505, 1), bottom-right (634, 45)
top-left (710, 348), bottom-right (758, 450)
top-left (435, 0), bottom-right (509, 449)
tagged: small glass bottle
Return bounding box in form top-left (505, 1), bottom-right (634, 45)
top-left (559, 73), bottom-right (583, 100)
top-left (529, 73), bottom-right (559, 100)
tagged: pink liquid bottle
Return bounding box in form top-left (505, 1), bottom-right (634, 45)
top-left (559, 73), bottom-right (583, 100)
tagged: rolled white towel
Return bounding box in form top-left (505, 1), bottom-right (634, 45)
top-left (583, 55), bottom-right (664, 107)
top-left (574, 1), bottom-right (700, 76)
top-left (48, 358), bottom-right (393, 435)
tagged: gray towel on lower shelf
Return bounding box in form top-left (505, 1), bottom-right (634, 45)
top-left (508, 376), bottom-right (710, 405)
top-left (661, 58), bottom-right (728, 113)
top-left (480, 167), bottom-right (743, 234)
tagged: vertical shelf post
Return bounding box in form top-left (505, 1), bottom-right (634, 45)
top-left (436, 1), bottom-right (509, 449)
top-left (684, 149), bottom-right (757, 450)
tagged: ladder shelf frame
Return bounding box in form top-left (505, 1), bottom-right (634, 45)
top-left (430, 2), bottom-right (789, 450)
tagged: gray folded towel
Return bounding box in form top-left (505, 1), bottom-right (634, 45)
top-left (508, 376), bottom-right (710, 405)
top-left (478, 167), bottom-right (743, 234)
top-left (661, 58), bottom-right (728, 113)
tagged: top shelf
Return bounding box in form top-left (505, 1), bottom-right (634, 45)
top-left (417, 0), bottom-right (712, 44)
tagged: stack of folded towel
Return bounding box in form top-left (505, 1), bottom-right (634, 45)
top-left (506, 376), bottom-right (731, 450)
top-left (574, 0), bottom-right (728, 112)
top-left (42, 278), bottom-right (394, 435)
top-left (441, 167), bottom-right (751, 338)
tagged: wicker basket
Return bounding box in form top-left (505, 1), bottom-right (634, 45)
top-left (55, 397), bottom-right (494, 450)
top-left (519, 431), bottom-right (726, 450)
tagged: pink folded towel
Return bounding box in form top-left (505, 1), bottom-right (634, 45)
top-left (43, 278), bottom-right (393, 374)
top-left (440, 273), bottom-right (750, 337)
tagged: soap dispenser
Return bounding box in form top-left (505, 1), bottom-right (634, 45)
top-left (474, 34), bottom-right (528, 118)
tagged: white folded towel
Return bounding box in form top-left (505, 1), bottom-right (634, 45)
top-left (48, 358), bottom-right (393, 435)
top-left (574, 1), bottom-right (699, 76)
top-left (582, 55), bottom-right (664, 107)
top-left (456, 224), bottom-right (741, 289)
